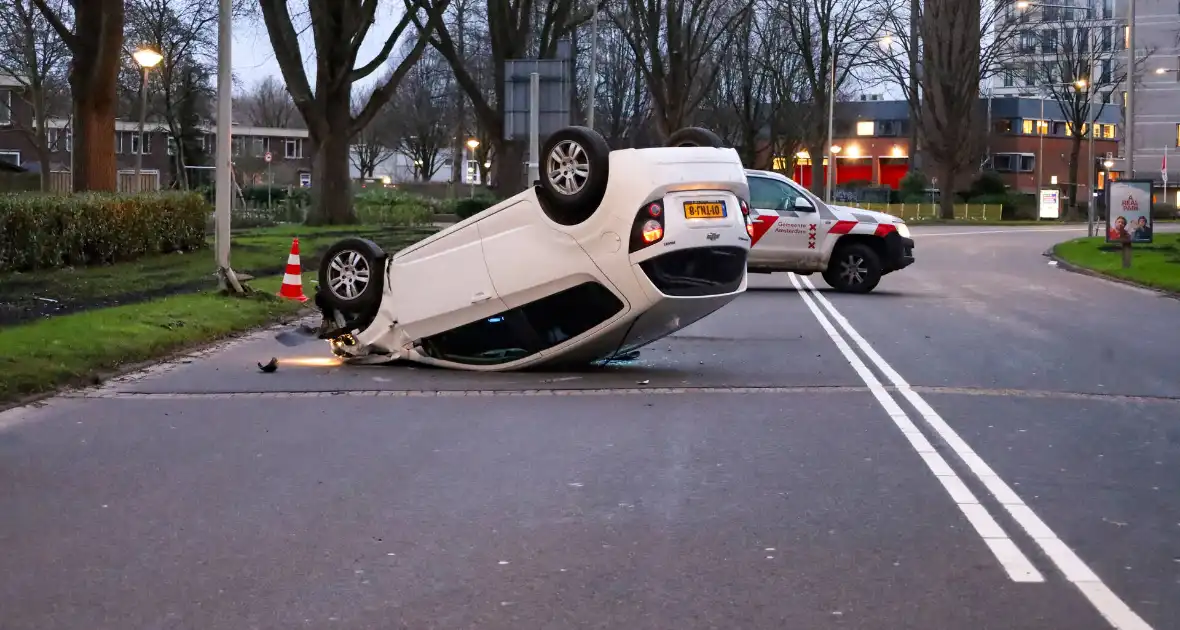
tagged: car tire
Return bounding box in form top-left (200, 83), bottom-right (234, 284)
top-left (823, 242), bottom-right (882, 293)
top-left (538, 126), bottom-right (610, 224)
top-left (317, 237), bottom-right (385, 318)
top-left (665, 127), bottom-right (724, 148)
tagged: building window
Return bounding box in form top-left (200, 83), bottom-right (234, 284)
top-left (1101, 26), bottom-right (1112, 51)
top-left (855, 121), bottom-right (874, 136)
top-left (232, 136), bottom-right (245, 156)
top-left (167, 135), bottom-right (176, 156)
top-left (115, 132), bottom-right (123, 154)
top-left (0, 89), bottom-right (10, 125)
top-left (299, 172), bottom-right (311, 187)
top-left (1176, 124), bottom-right (1180, 147)
top-left (128, 131), bottom-right (151, 155)
top-left (251, 136), bottom-right (268, 157)
top-left (1103, 124), bottom-right (1115, 138)
top-left (48, 128), bottom-right (72, 152)
top-left (0, 150), bottom-right (19, 166)
top-left (284, 138), bottom-right (303, 159)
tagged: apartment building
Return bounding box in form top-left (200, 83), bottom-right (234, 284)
top-left (0, 76), bottom-right (313, 190)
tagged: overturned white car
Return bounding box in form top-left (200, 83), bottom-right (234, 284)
top-left (313, 126), bottom-right (754, 370)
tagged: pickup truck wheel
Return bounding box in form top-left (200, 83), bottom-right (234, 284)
top-left (823, 242), bottom-right (881, 293)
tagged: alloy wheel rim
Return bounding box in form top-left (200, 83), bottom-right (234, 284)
top-left (546, 140), bottom-right (590, 195)
top-left (327, 250), bottom-right (371, 300)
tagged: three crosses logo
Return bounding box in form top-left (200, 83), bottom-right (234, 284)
top-left (808, 224), bottom-right (817, 249)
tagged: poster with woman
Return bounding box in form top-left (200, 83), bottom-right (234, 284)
top-left (1106, 180), bottom-right (1153, 243)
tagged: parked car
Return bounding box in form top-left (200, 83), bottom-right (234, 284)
top-left (313, 126), bottom-right (754, 370)
top-left (744, 169), bottom-right (915, 293)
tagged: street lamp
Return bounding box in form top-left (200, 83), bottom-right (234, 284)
top-left (132, 48), bottom-right (163, 192)
top-left (465, 138), bottom-right (479, 197)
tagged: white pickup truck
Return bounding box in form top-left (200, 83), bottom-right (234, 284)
top-left (744, 169), bottom-right (915, 293)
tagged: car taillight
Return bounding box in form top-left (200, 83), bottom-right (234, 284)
top-left (629, 200), bottom-right (666, 252)
top-left (739, 199), bottom-right (754, 238)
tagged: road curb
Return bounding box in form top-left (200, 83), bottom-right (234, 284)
top-left (1044, 246), bottom-right (1180, 300)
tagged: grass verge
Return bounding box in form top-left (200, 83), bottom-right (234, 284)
top-left (0, 274), bottom-right (312, 404)
top-left (0, 224), bottom-right (435, 326)
top-left (1053, 233), bottom-right (1180, 293)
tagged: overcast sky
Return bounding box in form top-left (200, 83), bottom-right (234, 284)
top-left (229, 12), bottom-right (398, 93)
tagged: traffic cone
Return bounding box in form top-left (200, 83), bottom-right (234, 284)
top-left (277, 237), bottom-right (308, 302)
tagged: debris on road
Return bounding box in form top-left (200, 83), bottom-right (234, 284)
top-left (258, 357), bottom-right (279, 373)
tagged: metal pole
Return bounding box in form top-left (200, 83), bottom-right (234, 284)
top-left (215, 0), bottom-right (235, 289)
top-left (1037, 95), bottom-right (1044, 220)
top-left (135, 67), bottom-right (148, 192)
top-left (529, 71), bottom-right (540, 186)
top-left (1087, 29), bottom-right (1096, 236)
top-left (586, 5), bottom-right (599, 129)
top-left (825, 51), bottom-right (836, 204)
top-left (1125, 0), bottom-right (1135, 179)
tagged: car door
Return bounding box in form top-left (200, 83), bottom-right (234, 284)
top-left (746, 174), bottom-right (823, 269)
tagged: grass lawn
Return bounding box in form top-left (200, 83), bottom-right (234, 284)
top-left (0, 274), bottom-right (314, 404)
top-left (0, 224), bottom-right (435, 326)
top-left (1054, 233), bottom-right (1180, 293)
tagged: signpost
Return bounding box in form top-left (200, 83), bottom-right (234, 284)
top-left (264, 151), bottom-right (273, 209)
top-left (1038, 188), bottom-right (1060, 220)
top-left (504, 40), bottom-right (573, 190)
top-left (1106, 179), bottom-right (1154, 268)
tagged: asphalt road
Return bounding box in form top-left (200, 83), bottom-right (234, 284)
top-left (2, 225), bottom-right (1178, 630)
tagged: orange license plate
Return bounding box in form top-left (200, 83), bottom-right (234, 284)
top-left (683, 201), bottom-right (726, 219)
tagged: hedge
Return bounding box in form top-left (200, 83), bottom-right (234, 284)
top-left (355, 189), bottom-right (438, 226)
top-left (0, 191), bottom-right (209, 272)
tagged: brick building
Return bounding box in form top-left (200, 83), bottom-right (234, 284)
top-left (759, 96), bottom-right (1121, 197)
top-left (0, 76), bottom-right (312, 190)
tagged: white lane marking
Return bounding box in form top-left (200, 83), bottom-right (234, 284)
top-left (786, 273), bottom-right (1043, 583)
top-left (797, 275), bottom-right (1153, 630)
top-left (914, 228), bottom-right (1087, 237)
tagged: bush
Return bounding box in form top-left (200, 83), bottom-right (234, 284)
top-left (452, 195), bottom-right (498, 220)
top-left (968, 170), bottom-right (1007, 197)
top-left (1153, 202), bottom-right (1177, 220)
top-left (240, 185), bottom-right (291, 205)
top-left (899, 170), bottom-right (930, 199)
top-left (354, 189), bottom-right (436, 226)
top-left (0, 191), bottom-right (209, 272)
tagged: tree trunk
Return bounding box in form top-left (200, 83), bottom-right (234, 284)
top-left (1067, 134), bottom-right (1083, 220)
top-left (808, 144), bottom-right (825, 197)
top-left (938, 162), bottom-right (956, 220)
top-left (491, 139), bottom-right (527, 195)
top-left (308, 100), bottom-right (357, 225)
top-left (72, 91), bottom-right (119, 193)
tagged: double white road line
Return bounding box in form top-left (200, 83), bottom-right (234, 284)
top-left (788, 272), bottom-right (1152, 630)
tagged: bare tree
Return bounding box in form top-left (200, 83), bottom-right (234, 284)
top-left (919, 0), bottom-right (982, 219)
top-left (123, 0), bottom-right (225, 189)
top-left (257, 0), bottom-right (444, 224)
top-left (872, 0), bottom-right (1020, 173)
top-left (390, 45), bottom-right (454, 180)
top-left (237, 75), bottom-right (301, 128)
top-left (0, 0), bottom-right (70, 190)
top-left (584, 14), bottom-right (651, 147)
top-left (707, 5), bottom-right (804, 167)
top-left (349, 84), bottom-right (398, 178)
top-left (415, 0), bottom-right (595, 195)
top-left (1009, 17), bottom-right (1148, 217)
top-left (31, 0), bottom-right (124, 192)
top-left (610, 0), bottom-right (752, 143)
top-left (774, 0), bottom-right (884, 195)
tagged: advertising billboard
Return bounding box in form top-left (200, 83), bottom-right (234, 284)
top-left (1106, 180), bottom-right (1153, 243)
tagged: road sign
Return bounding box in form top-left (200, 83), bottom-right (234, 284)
top-left (264, 151), bottom-right (272, 163)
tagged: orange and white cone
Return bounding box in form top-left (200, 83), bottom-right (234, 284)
top-left (277, 237), bottom-right (308, 302)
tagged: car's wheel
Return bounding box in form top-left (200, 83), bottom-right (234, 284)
top-left (317, 237), bottom-right (385, 317)
top-left (665, 127), bottom-right (724, 148)
top-left (823, 242), bottom-right (882, 293)
top-left (538, 126), bottom-right (610, 224)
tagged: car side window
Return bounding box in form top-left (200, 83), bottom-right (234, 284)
top-left (748, 176), bottom-right (800, 211)
top-left (418, 282), bottom-right (624, 365)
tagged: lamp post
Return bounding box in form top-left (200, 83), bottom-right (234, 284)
top-left (824, 34), bottom-right (895, 204)
top-left (465, 138), bottom-right (480, 197)
top-left (132, 48), bottom-right (163, 192)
